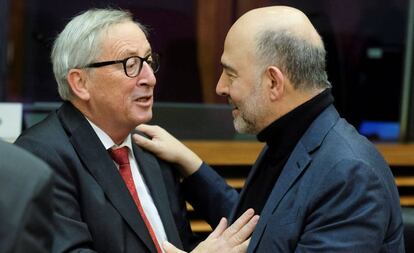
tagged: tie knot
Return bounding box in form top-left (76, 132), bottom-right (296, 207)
top-left (108, 147), bottom-right (130, 165)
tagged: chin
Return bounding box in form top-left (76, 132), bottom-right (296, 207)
top-left (234, 118), bottom-right (247, 134)
top-left (127, 106), bottom-right (152, 125)
top-left (134, 110), bottom-right (153, 125)
top-left (234, 117), bottom-right (257, 134)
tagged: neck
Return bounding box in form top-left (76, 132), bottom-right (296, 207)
top-left (71, 100), bottom-right (131, 145)
top-left (265, 87), bottom-right (325, 130)
top-left (106, 130), bottom-right (130, 145)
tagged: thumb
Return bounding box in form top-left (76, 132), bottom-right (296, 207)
top-left (163, 241), bottom-right (187, 253)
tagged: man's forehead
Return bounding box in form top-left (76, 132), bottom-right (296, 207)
top-left (102, 22), bottom-right (151, 56)
top-left (104, 22), bottom-right (147, 41)
top-left (222, 32), bottom-right (255, 66)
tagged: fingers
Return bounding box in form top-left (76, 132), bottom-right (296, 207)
top-left (133, 124), bottom-right (165, 152)
top-left (208, 217), bottom-right (228, 239)
top-left (163, 241), bottom-right (187, 253)
top-left (230, 215), bottom-right (259, 244)
top-left (132, 134), bottom-right (155, 151)
top-left (134, 123), bottom-right (202, 176)
top-left (222, 209), bottom-right (255, 238)
top-left (135, 124), bottom-right (158, 137)
top-left (190, 211), bottom-right (258, 253)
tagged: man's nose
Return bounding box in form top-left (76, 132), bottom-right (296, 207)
top-left (216, 72), bottom-right (228, 96)
top-left (138, 63), bottom-right (156, 87)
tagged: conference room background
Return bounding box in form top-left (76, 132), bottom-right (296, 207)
top-left (1, 0), bottom-right (413, 141)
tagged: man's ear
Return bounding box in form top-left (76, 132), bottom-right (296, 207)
top-left (67, 69), bottom-right (90, 101)
top-left (265, 66), bottom-right (285, 101)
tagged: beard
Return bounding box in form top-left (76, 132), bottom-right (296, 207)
top-left (232, 80), bottom-right (266, 134)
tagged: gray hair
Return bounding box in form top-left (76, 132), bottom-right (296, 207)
top-left (51, 8), bottom-right (147, 100)
top-left (255, 29), bottom-right (331, 90)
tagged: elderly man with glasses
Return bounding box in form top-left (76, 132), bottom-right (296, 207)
top-left (15, 8), bottom-right (257, 253)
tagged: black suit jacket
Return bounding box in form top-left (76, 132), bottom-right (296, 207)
top-left (15, 102), bottom-right (194, 253)
top-left (0, 140), bottom-right (54, 253)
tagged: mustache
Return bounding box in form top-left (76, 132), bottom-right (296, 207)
top-left (227, 97), bottom-right (234, 106)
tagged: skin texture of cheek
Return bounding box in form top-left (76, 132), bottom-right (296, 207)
top-left (234, 100), bottom-right (259, 134)
top-left (233, 77), bottom-right (266, 134)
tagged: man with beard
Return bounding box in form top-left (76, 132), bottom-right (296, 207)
top-left (134, 6), bottom-right (405, 253)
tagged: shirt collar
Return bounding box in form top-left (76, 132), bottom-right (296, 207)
top-left (86, 118), bottom-right (132, 151)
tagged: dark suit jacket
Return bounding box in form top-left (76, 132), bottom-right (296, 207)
top-left (15, 102), bottom-right (194, 253)
top-left (184, 105), bottom-right (405, 252)
top-left (0, 140), bottom-right (54, 253)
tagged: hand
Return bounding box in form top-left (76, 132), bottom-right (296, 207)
top-left (163, 209), bottom-right (259, 253)
top-left (133, 124), bottom-right (202, 177)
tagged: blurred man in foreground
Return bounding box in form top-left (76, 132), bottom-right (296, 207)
top-left (0, 140), bottom-right (53, 253)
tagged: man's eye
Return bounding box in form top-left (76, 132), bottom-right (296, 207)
top-left (126, 63), bottom-right (136, 69)
top-left (126, 59), bottom-right (138, 68)
top-left (227, 73), bottom-right (236, 81)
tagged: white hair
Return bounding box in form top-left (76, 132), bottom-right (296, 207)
top-left (256, 29), bottom-right (331, 90)
top-left (51, 8), bottom-right (147, 100)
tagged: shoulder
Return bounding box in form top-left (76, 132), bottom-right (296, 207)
top-left (304, 117), bottom-right (395, 194)
top-left (15, 110), bottom-right (71, 156)
top-left (322, 118), bottom-right (387, 168)
top-left (17, 111), bottom-right (63, 143)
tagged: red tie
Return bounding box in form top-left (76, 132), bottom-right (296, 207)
top-left (109, 147), bottom-right (162, 253)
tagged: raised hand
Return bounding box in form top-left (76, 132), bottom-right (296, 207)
top-left (163, 209), bottom-right (259, 253)
top-left (133, 124), bottom-right (202, 177)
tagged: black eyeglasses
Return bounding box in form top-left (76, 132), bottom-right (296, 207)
top-left (83, 53), bottom-right (159, 78)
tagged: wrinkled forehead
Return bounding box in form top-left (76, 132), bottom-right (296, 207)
top-left (100, 21), bottom-right (151, 58)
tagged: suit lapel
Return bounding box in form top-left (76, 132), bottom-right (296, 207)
top-left (248, 143), bottom-right (311, 252)
top-left (57, 102), bottom-right (157, 252)
top-left (132, 142), bottom-right (183, 248)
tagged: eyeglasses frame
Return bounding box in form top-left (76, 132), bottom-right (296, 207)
top-left (83, 53), bottom-right (159, 77)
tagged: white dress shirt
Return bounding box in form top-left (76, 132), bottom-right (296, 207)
top-left (87, 119), bottom-right (167, 250)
